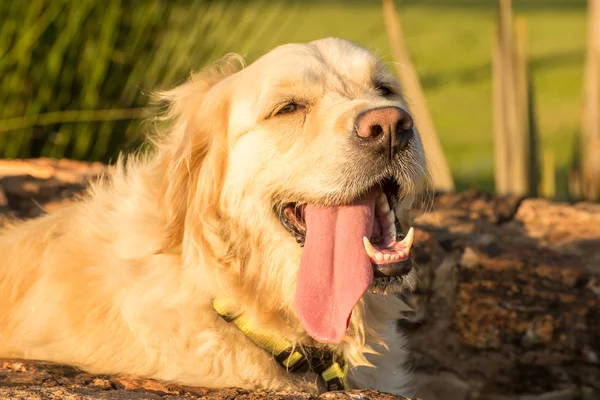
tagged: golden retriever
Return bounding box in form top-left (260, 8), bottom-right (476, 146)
top-left (0, 38), bottom-right (427, 396)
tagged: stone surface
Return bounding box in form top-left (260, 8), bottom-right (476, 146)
top-left (1, 161), bottom-right (599, 400)
top-left (406, 191), bottom-right (600, 400)
top-left (0, 359), bottom-right (413, 399)
top-left (0, 158), bottom-right (105, 221)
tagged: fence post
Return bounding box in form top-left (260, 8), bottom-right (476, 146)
top-left (578, 0), bottom-right (600, 201)
top-left (493, 0), bottom-right (538, 196)
top-left (382, 0), bottom-right (455, 193)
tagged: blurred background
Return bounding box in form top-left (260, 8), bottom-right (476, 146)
top-left (0, 0), bottom-right (598, 201)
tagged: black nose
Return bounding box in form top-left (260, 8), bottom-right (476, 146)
top-left (355, 106), bottom-right (414, 158)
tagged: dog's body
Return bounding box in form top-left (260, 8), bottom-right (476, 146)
top-left (0, 38), bottom-right (426, 396)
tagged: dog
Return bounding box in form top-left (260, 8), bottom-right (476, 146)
top-left (0, 38), bottom-right (427, 396)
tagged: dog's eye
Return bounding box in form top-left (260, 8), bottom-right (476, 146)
top-left (275, 102), bottom-right (300, 116)
top-left (375, 86), bottom-right (394, 96)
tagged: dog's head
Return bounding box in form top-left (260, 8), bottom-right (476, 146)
top-left (157, 38), bottom-right (428, 347)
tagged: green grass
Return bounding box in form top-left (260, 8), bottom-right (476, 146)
top-left (0, 0), bottom-right (588, 195)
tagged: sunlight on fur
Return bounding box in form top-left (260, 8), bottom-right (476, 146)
top-left (0, 38), bottom-right (428, 397)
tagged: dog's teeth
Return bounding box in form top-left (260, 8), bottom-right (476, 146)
top-left (378, 193), bottom-right (390, 212)
top-left (383, 253), bottom-right (391, 261)
top-left (399, 227), bottom-right (415, 251)
top-left (375, 252), bottom-right (384, 262)
top-left (363, 236), bottom-right (377, 258)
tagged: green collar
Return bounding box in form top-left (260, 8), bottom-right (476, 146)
top-left (212, 297), bottom-right (349, 391)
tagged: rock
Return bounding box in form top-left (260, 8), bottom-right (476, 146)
top-left (515, 198), bottom-right (600, 273)
top-left (1, 159), bottom-right (599, 400)
top-left (0, 158), bottom-right (105, 221)
top-left (407, 191), bottom-right (600, 400)
top-left (0, 360), bottom-right (415, 400)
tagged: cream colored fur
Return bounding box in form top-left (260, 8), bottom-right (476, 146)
top-left (0, 38), bottom-right (425, 397)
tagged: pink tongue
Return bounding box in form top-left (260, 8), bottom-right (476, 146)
top-left (293, 192), bottom-right (376, 344)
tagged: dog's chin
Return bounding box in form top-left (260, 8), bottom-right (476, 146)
top-left (275, 176), bottom-right (415, 294)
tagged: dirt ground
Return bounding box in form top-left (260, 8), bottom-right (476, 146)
top-left (0, 159), bottom-right (598, 400)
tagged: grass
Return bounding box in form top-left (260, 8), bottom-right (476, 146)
top-left (0, 0), bottom-right (588, 195)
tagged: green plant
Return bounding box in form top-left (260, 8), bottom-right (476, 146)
top-left (0, 0), bottom-right (294, 162)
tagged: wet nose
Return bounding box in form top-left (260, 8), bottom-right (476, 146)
top-left (355, 106), bottom-right (414, 157)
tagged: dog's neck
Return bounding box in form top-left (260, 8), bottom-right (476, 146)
top-left (212, 296), bottom-right (349, 391)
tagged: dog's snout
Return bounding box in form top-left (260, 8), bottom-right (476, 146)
top-left (355, 106), bottom-right (414, 157)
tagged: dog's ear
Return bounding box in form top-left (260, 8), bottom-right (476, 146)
top-left (154, 55), bottom-right (244, 256)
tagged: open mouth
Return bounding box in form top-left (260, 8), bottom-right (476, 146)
top-left (279, 178), bottom-right (414, 287)
top-left (279, 177), bottom-right (416, 344)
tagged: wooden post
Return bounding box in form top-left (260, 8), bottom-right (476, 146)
top-left (579, 0), bottom-right (600, 201)
top-left (493, 0), bottom-right (537, 196)
top-left (382, 0), bottom-right (455, 193)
